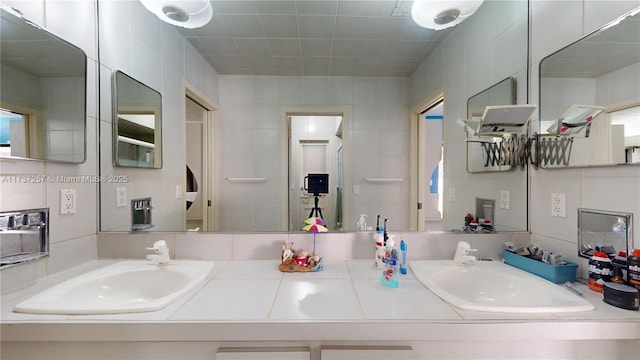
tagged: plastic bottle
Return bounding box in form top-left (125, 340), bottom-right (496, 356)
top-left (374, 233), bottom-right (385, 269)
top-left (628, 249), bottom-right (640, 290)
top-left (380, 236), bottom-right (399, 288)
top-left (357, 214), bottom-right (367, 231)
top-left (588, 251), bottom-right (612, 293)
top-left (612, 217), bottom-right (627, 233)
top-left (399, 240), bottom-right (407, 275)
top-left (611, 251), bottom-right (628, 284)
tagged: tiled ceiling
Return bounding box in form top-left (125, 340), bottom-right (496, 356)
top-left (178, 0), bottom-right (452, 76)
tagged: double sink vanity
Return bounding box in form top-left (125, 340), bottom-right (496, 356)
top-left (2, 235), bottom-right (638, 359)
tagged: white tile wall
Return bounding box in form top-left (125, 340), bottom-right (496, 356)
top-left (97, 0), bottom-right (220, 234)
top-left (411, 0), bottom-right (530, 232)
top-left (526, 0), bottom-right (640, 259)
top-left (218, 75), bottom-right (411, 231)
top-left (0, 0), bottom-right (99, 289)
top-left (97, 231), bottom-right (524, 265)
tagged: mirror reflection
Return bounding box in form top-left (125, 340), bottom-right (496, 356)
top-left (0, 5), bottom-right (87, 162)
top-left (113, 70), bottom-right (162, 168)
top-left (97, 0), bottom-right (529, 233)
top-left (578, 208), bottom-right (633, 260)
top-left (289, 115), bottom-right (344, 231)
top-left (539, 8), bottom-right (640, 168)
top-left (466, 78), bottom-right (517, 172)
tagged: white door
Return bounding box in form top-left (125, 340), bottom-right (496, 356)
top-left (297, 141), bottom-right (330, 228)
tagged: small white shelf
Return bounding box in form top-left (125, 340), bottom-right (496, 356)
top-left (365, 178), bottom-right (403, 183)
top-left (226, 177), bottom-right (267, 183)
top-left (117, 135), bottom-right (155, 149)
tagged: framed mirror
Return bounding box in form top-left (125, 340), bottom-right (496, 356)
top-left (578, 208), bottom-right (633, 259)
top-left (0, 5), bottom-right (87, 163)
top-left (112, 70), bottom-right (162, 168)
top-left (466, 78), bottom-right (517, 172)
top-left (539, 8), bottom-right (640, 168)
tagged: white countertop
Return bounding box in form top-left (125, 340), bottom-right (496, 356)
top-left (1, 260), bottom-right (639, 343)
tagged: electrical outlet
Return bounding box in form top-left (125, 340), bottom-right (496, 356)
top-left (353, 185), bottom-right (360, 195)
top-left (500, 190), bottom-right (511, 210)
top-left (116, 187), bottom-right (127, 208)
top-left (176, 184), bottom-right (183, 199)
top-left (448, 187), bottom-right (456, 202)
top-left (60, 189), bottom-right (76, 215)
top-left (551, 193), bottom-right (566, 217)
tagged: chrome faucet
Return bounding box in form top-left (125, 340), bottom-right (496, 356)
top-left (453, 241), bottom-right (477, 265)
top-left (146, 240), bottom-right (170, 265)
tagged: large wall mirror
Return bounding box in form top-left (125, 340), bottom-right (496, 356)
top-left (539, 8), bottom-right (640, 168)
top-left (97, 0), bottom-right (529, 233)
top-left (0, 5), bottom-right (87, 163)
top-left (112, 70), bottom-right (162, 168)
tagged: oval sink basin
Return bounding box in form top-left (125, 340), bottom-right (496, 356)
top-left (14, 260), bottom-right (214, 315)
top-left (410, 260), bottom-right (594, 313)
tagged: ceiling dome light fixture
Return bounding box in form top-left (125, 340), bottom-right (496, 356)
top-left (140, 0), bottom-right (213, 29)
top-left (411, 0), bottom-right (484, 30)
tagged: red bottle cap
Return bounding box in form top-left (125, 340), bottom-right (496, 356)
top-left (594, 251), bottom-right (608, 258)
top-left (618, 251), bottom-right (627, 257)
top-left (632, 249), bottom-right (640, 257)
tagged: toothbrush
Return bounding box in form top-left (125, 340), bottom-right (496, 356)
top-left (400, 240), bottom-right (407, 275)
top-left (376, 214), bottom-right (381, 232)
top-left (564, 282), bottom-right (583, 296)
top-left (383, 218), bottom-right (389, 246)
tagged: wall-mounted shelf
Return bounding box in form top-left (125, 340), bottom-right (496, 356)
top-left (117, 135), bottom-right (155, 149)
top-left (226, 177), bottom-right (267, 183)
top-left (365, 178), bottom-right (403, 183)
top-left (0, 208), bottom-right (49, 268)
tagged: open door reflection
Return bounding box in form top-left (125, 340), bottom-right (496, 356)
top-left (289, 115), bottom-right (343, 231)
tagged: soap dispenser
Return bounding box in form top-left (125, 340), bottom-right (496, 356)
top-left (380, 235), bottom-right (399, 288)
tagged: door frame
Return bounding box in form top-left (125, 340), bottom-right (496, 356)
top-left (297, 139), bottom-right (330, 225)
top-left (410, 89), bottom-right (445, 231)
top-left (184, 86), bottom-right (218, 231)
top-left (282, 107), bottom-right (350, 231)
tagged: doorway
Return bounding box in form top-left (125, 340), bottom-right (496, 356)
top-left (184, 93), bottom-right (215, 231)
top-left (289, 115), bottom-right (343, 231)
top-left (414, 94), bottom-right (444, 231)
